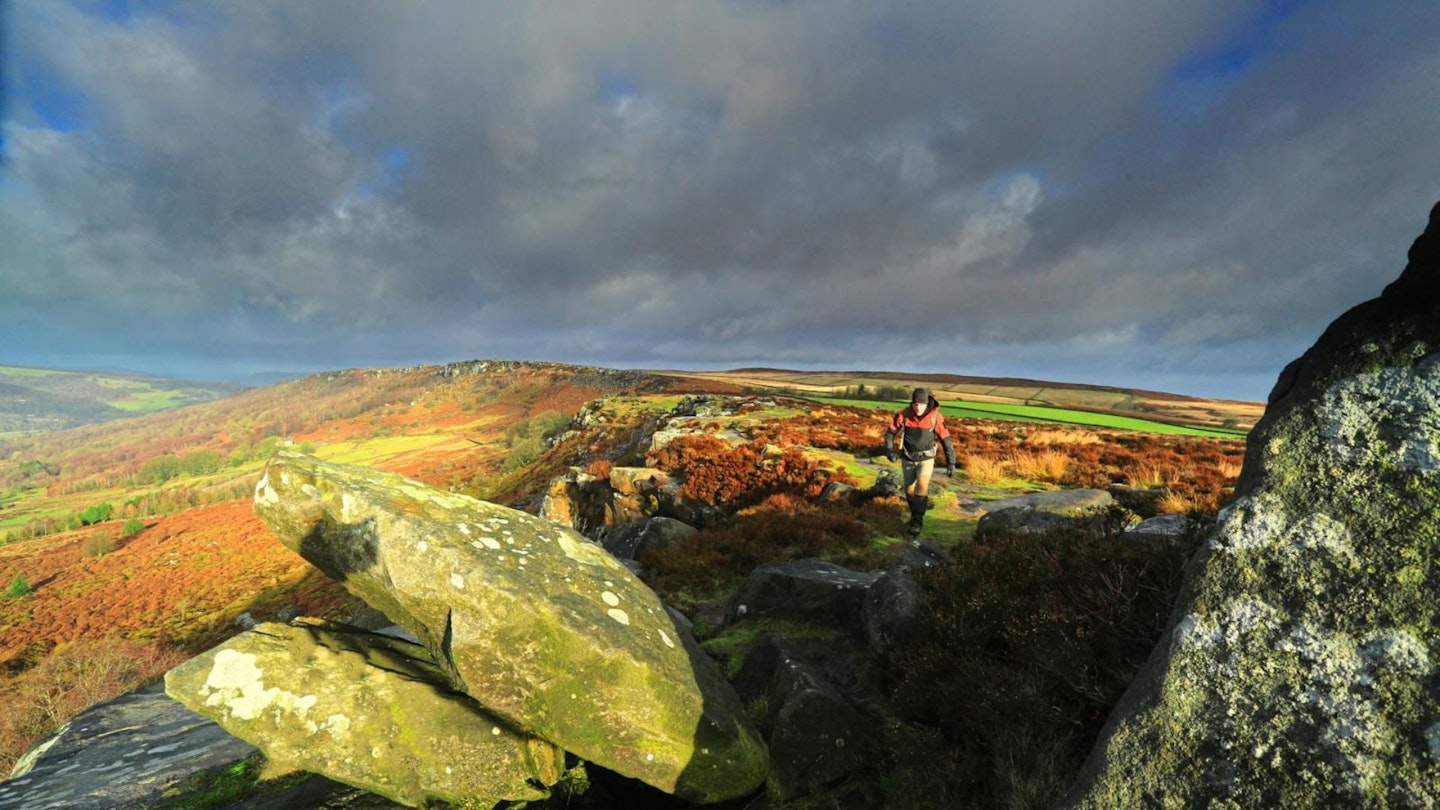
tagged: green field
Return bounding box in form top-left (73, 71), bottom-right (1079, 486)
top-left (0, 365), bottom-right (239, 432)
top-left (817, 396), bottom-right (1248, 438)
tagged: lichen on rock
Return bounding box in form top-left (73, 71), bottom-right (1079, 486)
top-left (165, 620), bottom-right (562, 808)
top-left (1063, 201), bottom-right (1440, 808)
top-left (251, 452), bottom-right (768, 803)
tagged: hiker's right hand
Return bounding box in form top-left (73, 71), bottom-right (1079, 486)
top-left (885, 448), bottom-right (897, 463)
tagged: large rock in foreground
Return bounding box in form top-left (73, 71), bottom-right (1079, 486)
top-left (254, 452), bottom-right (768, 803)
top-left (166, 619), bottom-right (561, 808)
top-left (1065, 201), bottom-right (1440, 806)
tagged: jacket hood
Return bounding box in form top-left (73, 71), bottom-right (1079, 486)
top-left (911, 396), bottom-right (941, 414)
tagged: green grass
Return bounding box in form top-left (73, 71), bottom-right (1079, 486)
top-left (110, 391), bottom-right (188, 412)
top-left (0, 366), bottom-right (67, 379)
top-left (815, 396), bottom-right (1247, 438)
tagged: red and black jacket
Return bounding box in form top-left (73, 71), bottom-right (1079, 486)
top-left (885, 397), bottom-right (956, 464)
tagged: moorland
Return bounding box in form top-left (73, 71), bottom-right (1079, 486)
top-left (0, 360), bottom-right (1256, 806)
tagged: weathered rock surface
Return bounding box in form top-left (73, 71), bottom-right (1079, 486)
top-left (973, 506), bottom-right (1077, 541)
top-left (541, 465), bottom-right (715, 539)
top-left (733, 637), bottom-right (877, 801)
top-left (1065, 201), bottom-right (1440, 807)
top-left (603, 516), bottom-right (698, 561)
top-left (254, 452), bottom-right (767, 803)
top-left (891, 538), bottom-right (947, 573)
top-left (1120, 513), bottom-right (1189, 545)
top-left (166, 619), bottom-right (561, 808)
top-left (963, 488), bottom-right (1113, 515)
top-left (726, 559), bottom-right (881, 635)
top-left (0, 682), bottom-right (256, 810)
top-left (861, 569), bottom-right (928, 656)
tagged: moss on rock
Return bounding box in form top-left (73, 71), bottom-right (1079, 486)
top-left (1063, 202), bottom-right (1440, 808)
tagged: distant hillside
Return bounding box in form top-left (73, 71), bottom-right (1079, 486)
top-left (0, 366), bottom-right (242, 434)
top-left (674, 368), bottom-right (1263, 433)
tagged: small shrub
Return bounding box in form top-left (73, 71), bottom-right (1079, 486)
top-left (0, 638), bottom-right (189, 774)
top-left (1156, 491), bottom-right (1195, 515)
top-left (1125, 462), bottom-right (1172, 489)
top-left (4, 574), bottom-right (32, 599)
top-left (647, 436), bottom-right (854, 509)
top-left (75, 502), bottom-right (113, 527)
top-left (121, 518), bottom-right (145, 537)
top-left (887, 518), bottom-right (1197, 809)
top-left (1217, 459), bottom-right (1245, 480)
top-left (641, 496), bottom-right (877, 610)
top-left (82, 534), bottom-right (117, 558)
top-left (501, 437), bottom-right (543, 471)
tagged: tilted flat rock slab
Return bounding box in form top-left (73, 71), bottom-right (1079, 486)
top-left (253, 452), bottom-right (768, 803)
top-left (0, 682), bottom-right (255, 810)
top-left (166, 620), bottom-right (561, 808)
top-left (963, 488), bottom-right (1113, 515)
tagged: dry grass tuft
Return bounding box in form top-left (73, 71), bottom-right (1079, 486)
top-left (1007, 451), bottom-right (1071, 483)
top-left (963, 455), bottom-right (1010, 485)
top-left (1023, 429), bottom-right (1101, 446)
top-left (1126, 463), bottom-right (1172, 490)
top-left (1157, 492), bottom-right (1195, 515)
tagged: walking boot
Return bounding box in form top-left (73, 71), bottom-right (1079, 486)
top-left (906, 494), bottom-right (924, 536)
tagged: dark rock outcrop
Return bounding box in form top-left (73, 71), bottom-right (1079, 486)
top-left (973, 506), bottom-right (1077, 541)
top-left (602, 516), bottom-right (697, 561)
top-left (726, 559), bottom-right (881, 635)
top-left (1065, 201), bottom-right (1440, 807)
top-left (732, 638), bottom-right (878, 800)
top-left (861, 569), bottom-right (927, 656)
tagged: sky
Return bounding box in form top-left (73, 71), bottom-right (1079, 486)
top-left (1, 1), bottom-right (1438, 401)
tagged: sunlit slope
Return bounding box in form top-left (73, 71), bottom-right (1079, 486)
top-left (0, 365), bottom-right (241, 433)
top-left (672, 368), bottom-right (1262, 433)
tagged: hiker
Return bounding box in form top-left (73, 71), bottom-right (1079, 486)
top-left (882, 387), bottom-right (956, 536)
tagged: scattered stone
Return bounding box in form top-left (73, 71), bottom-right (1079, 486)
top-left (861, 469), bottom-right (901, 500)
top-left (892, 540), bottom-right (948, 573)
top-left (1120, 514), bottom-right (1189, 545)
top-left (818, 481), bottom-right (858, 502)
top-left (608, 466), bottom-right (671, 496)
top-left (254, 453), bottom-right (768, 803)
top-left (727, 559), bottom-right (881, 635)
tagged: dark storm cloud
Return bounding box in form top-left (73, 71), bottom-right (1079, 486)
top-left (1, 0), bottom-right (1437, 397)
